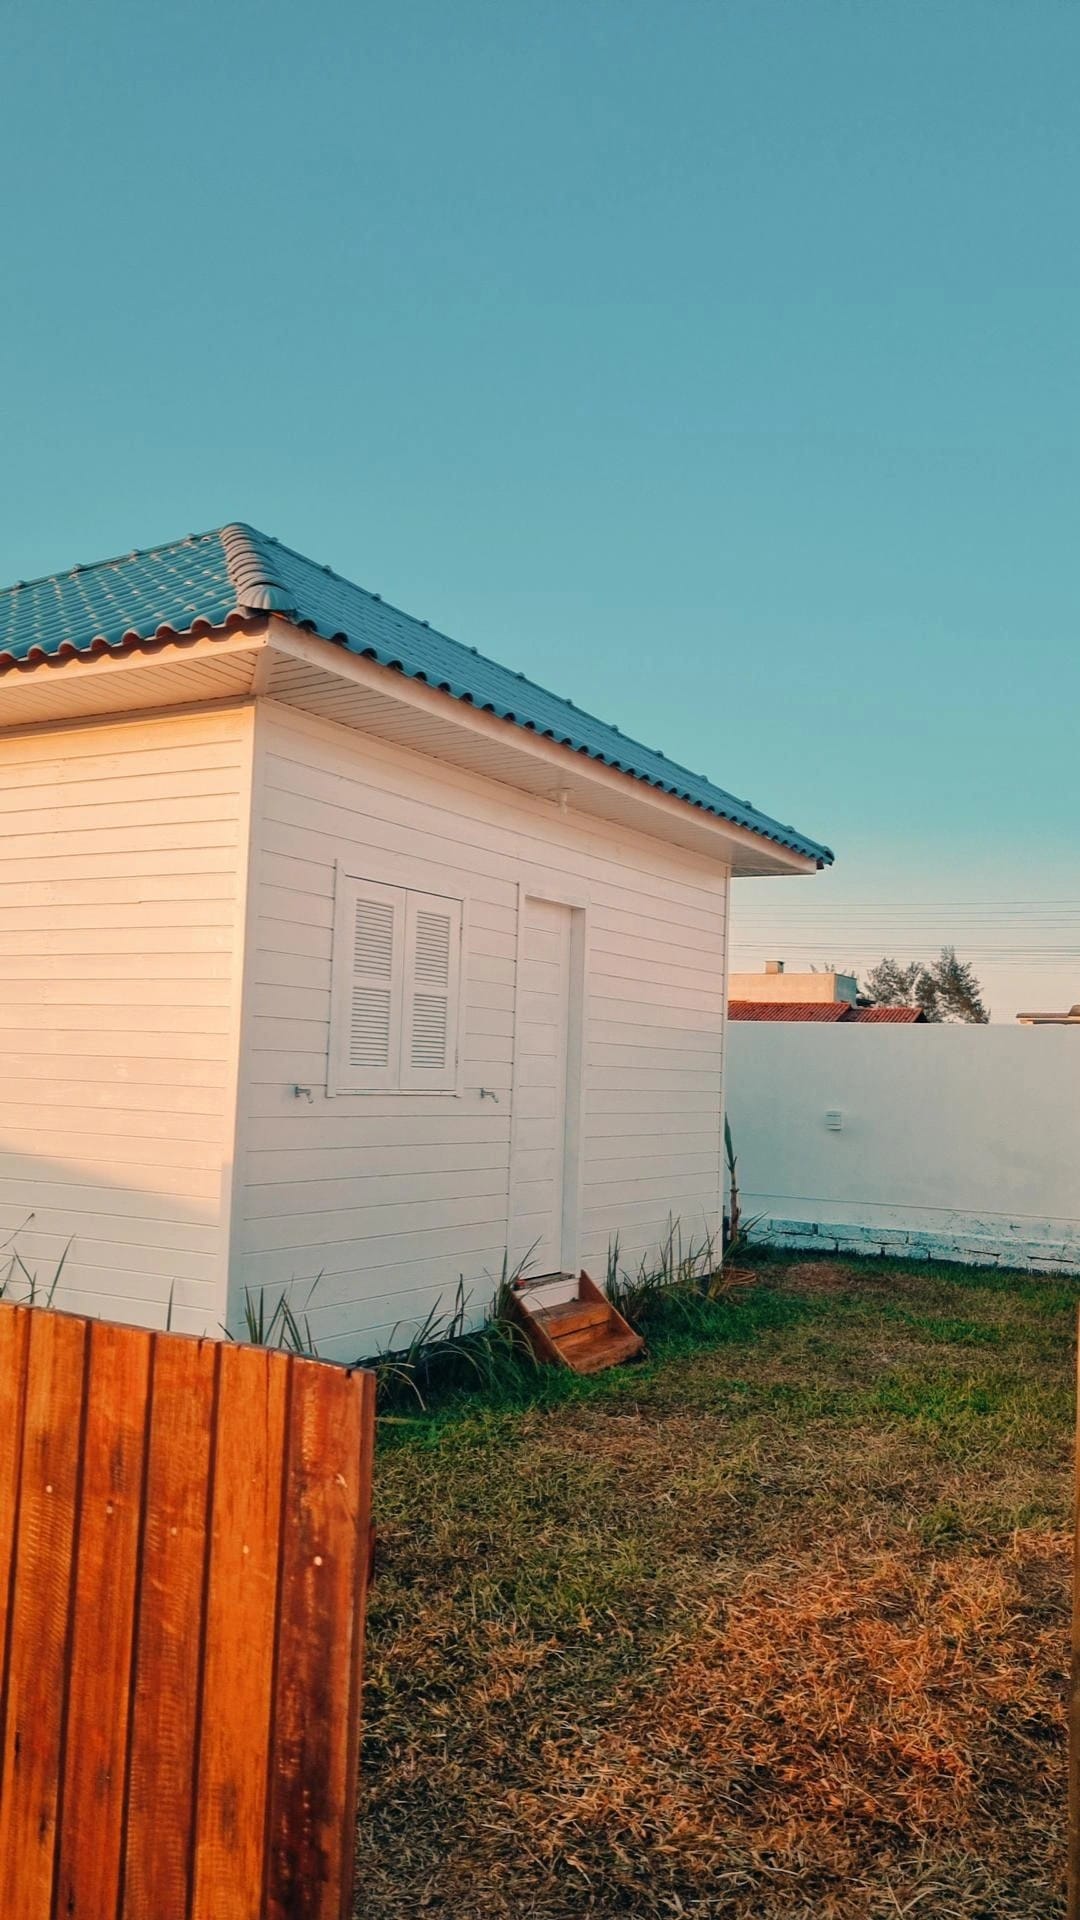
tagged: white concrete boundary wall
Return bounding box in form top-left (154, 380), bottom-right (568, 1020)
top-left (725, 1024), bottom-right (1080, 1273)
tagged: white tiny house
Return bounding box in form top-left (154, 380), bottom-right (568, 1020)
top-left (0, 525), bottom-right (831, 1358)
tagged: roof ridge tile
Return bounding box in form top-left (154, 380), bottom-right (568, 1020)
top-left (219, 524), bottom-right (298, 615)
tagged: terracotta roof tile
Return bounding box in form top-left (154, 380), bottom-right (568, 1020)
top-left (849, 1006), bottom-right (926, 1023)
top-left (728, 1001), bottom-right (852, 1022)
top-left (728, 1001), bottom-right (926, 1023)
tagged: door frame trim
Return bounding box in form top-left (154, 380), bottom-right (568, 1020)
top-left (559, 904), bottom-right (588, 1274)
top-left (507, 885), bottom-right (590, 1279)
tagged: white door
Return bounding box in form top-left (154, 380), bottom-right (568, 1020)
top-left (510, 897), bottom-right (580, 1277)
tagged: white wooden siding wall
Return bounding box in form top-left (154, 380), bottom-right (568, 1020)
top-left (233, 701), bottom-right (729, 1359)
top-left (0, 708), bottom-right (250, 1334)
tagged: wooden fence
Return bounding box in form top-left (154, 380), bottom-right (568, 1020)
top-left (1060, 1313), bottom-right (1068, 1912)
top-left (0, 1300), bottom-right (375, 1920)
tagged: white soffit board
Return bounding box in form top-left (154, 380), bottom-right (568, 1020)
top-left (263, 624), bottom-right (815, 878)
top-left (0, 635), bottom-right (262, 733)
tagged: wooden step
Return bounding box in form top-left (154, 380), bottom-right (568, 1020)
top-left (564, 1329), bottom-right (645, 1376)
top-left (508, 1270), bottom-right (644, 1376)
top-left (551, 1315), bottom-right (620, 1359)
top-left (534, 1298), bottom-right (611, 1339)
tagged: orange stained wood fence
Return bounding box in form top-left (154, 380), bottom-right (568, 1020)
top-left (0, 1300), bottom-right (375, 1920)
top-left (1070, 1308), bottom-right (1080, 1920)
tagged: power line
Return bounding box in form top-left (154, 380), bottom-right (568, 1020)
top-left (730, 956), bottom-right (1076, 967)
top-left (732, 914), bottom-right (1080, 923)
top-left (734, 958), bottom-right (1080, 966)
top-left (731, 893), bottom-right (1080, 976)
top-left (732, 937), bottom-right (1080, 947)
top-left (733, 898), bottom-right (1080, 908)
top-left (738, 906), bottom-right (1080, 915)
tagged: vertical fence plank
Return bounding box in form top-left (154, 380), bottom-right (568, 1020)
top-left (265, 1359), bottom-right (373, 1920)
top-left (0, 1310), bottom-right (372, 1920)
top-left (1060, 1313), bottom-right (1068, 1920)
top-left (0, 1304), bottom-right (31, 1796)
top-left (191, 1342), bottom-right (290, 1920)
top-left (0, 1308), bottom-right (88, 1920)
top-left (122, 1333), bottom-right (218, 1920)
top-left (340, 1369), bottom-right (376, 1920)
top-left (56, 1320), bottom-right (152, 1918)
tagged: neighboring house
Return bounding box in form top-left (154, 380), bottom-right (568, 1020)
top-left (728, 959), bottom-right (859, 1006)
top-left (728, 962), bottom-right (923, 1024)
top-left (1016, 1004), bottom-right (1080, 1026)
top-left (728, 1002), bottom-right (925, 1024)
top-left (0, 524), bottom-right (831, 1358)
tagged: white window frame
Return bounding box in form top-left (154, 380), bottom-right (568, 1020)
top-left (328, 866), bottom-right (465, 1097)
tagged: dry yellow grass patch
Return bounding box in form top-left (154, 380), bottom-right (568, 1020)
top-left (359, 1257), bottom-right (1072, 1917)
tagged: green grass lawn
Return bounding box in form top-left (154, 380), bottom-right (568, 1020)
top-left (358, 1253), bottom-right (1075, 1918)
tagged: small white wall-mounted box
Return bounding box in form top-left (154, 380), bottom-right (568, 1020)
top-left (825, 1110), bottom-right (843, 1131)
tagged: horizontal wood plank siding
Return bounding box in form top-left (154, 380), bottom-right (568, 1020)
top-left (0, 710), bottom-right (251, 1334)
top-left (233, 703), bottom-right (729, 1357)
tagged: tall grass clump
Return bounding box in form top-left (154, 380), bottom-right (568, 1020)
top-left (604, 1217), bottom-right (714, 1324)
top-left (603, 1210), bottom-right (765, 1346)
top-left (0, 1217), bottom-right (72, 1307)
top-left (369, 1257), bottom-right (538, 1413)
top-left (227, 1276), bottom-right (323, 1356)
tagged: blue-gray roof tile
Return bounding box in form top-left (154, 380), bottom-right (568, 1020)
top-left (0, 524), bottom-right (833, 865)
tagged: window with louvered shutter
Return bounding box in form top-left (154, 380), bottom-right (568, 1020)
top-left (400, 893), bottom-right (462, 1092)
top-left (328, 871), bottom-right (463, 1095)
top-left (328, 877), bottom-right (405, 1094)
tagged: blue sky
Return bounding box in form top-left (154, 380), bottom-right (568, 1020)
top-left (2, 1), bottom-right (1078, 1017)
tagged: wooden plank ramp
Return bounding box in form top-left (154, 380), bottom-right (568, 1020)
top-left (509, 1271), bottom-right (644, 1375)
top-left (0, 1299), bottom-right (375, 1920)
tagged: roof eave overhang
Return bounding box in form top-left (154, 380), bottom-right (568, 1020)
top-left (263, 619), bottom-right (822, 877)
top-left (0, 623), bottom-right (267, 734)
top-left (0, 618), bottom-right (826, 877)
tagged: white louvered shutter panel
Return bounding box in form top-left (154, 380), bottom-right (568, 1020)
top-left (400, 891), bottom-right (462, 1092)
top-left (329, 877), bottom-right (405, 1093)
